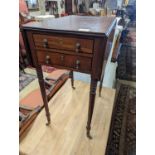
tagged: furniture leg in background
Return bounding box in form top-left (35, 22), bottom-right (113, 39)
top-left (86, 78), bottom-right (98, 139)
top-left (36, 65), bottom-right (51, 125)
top-left (99, 74), bottom-right (104, 97)
top-left (38, 0), bottom-right (46, 15)
top-left (99, 65), bottom-right (105, 97)
top-left (69, 70), bottom-right (75, 89)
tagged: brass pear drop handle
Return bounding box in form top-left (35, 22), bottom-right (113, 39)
top-left (43, 39), bottom-right (48, 48)
top-left (76, 60), bottom-right (80, 69)
top-left (45, 55), bottom-right (50, 64)
top-left (75, 42), bottom-right (81, 53)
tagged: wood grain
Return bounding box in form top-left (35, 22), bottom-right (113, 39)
top-left (33, 34), bottom-right (94, 53)
top-left (22, 15), bottom-right (116, 37)
top-left (21, 15), bottom-right (116, 141)
top-left (20, 80), bottom-right (115, 155)
top-left (36, 51), bottom-right (92, 73)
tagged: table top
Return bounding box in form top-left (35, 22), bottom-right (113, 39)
top-left (22, 15), bottom-right (116, 37)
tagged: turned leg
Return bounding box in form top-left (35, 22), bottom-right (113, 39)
top-left (69, 70), bottom-right (75, 89)
top-left (99, 76), bottom-right (104, 97)
top-left (86, 78), bottom-right (98, 139)
top-left (36, 65), bottom-right (51, 125)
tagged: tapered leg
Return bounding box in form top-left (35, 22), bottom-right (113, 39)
top-left (86, 78), bottom-right (98, 139)
top-left (36, 65), bottom-right (51, 125)
top-left (69, 70), bottom-right (75, 89)
top-left (99, 76), bottom-right (104, 97)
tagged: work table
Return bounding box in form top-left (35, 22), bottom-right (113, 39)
top-left (21, 15), bottom-right (116, 138)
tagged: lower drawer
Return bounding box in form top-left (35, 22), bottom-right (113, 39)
top-left (36, 51), bottom-right (92, 73)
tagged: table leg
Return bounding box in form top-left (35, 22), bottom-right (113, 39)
top-left (69, 70), bottom-right (75, 89)
top-left (36, 65), bottom-right (51, 125)
top-left (86, 78), bottom-right (98, 139)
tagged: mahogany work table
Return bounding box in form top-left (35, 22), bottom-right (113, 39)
top-left (21, 15), bottom-right (116, 139)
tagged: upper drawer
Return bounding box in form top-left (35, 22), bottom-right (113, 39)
top-left (33, 34), bottom-right (93, 54)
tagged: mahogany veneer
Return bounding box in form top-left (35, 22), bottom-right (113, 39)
top-left (21, 15), bottom-right (116, 138)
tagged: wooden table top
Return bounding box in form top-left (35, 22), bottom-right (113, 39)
top-left (22, 15), bottom-right (116, 37)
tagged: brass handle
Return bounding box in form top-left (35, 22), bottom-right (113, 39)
top-left (43, 39), bottom-right (48, 48)
top-left (76, 60), bottom-right (80, 69)
top-left (45, 55), bottom-right (50, 64)
top-left (75, 43), bottom-right (81, 53)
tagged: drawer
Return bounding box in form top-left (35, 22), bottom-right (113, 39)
top-left (36, 51), bottom-right (92, 73)
top-left (33, 34), bottom-right (93, 54)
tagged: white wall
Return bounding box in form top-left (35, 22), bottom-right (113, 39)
top-left (117, 0), bottom-right (123, 8)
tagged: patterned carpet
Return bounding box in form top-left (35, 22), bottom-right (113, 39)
top-left (116, 45), bottom-right (136, 82)
top-left (106, 84), bottom-right (136, 155)
top-left (19, 67), bottom-right (69, 137)
top-left (19, 72), bottom-right (36, 91)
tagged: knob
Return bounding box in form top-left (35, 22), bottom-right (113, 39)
top-left (76, 60), bottom-right (80, 69)
top-left (45, 55), bottom-right (50, 64)
top-left (75, 43), bottom-right (81, 53)
top-left (43, 39), bottom-right (48, 48)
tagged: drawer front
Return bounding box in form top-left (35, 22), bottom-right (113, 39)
top-left (33, 34), bottom-right (93, 54)
top-left (36, 51), bottom-right (92, 73)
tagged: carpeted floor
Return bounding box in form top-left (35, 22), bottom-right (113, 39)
top-left (19, 67), bottom-right (70, 138)
top-left (116, 45), bottom-right (136, 82)
top-left (19, 72), bottom-right (36, 91)
top-left (106, 83), bottom-right (136, 155)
